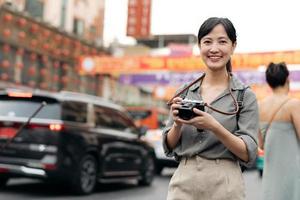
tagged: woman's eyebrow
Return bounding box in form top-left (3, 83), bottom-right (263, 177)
top-left (202, 36), bottom-right (212, 40)
top-left (218, 36), bottom-right (230, 40)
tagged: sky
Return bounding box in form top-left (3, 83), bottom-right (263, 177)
top-left (103, 0), bottom-right (300, 53)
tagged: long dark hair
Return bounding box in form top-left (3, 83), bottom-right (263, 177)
top-left (197, 17), bottom-right (237, 72)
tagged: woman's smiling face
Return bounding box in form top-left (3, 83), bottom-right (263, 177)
top-left (199, 24), bottom-right (236, 72)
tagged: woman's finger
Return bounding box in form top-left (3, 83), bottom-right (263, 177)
top-left (193, 108), bottom-right (205, 115)
top-left (172, 97), bottom-right (183, 104)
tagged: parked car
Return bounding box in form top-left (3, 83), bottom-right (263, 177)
top-left (0, 89), bottom-right (155, 195)
top-left (126, 106), bottom-right (178, 174)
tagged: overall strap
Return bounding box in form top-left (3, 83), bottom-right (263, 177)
top-left (260, 98), bottom-right (290, 149)
top-left (264, 98), bottom-right (290, 135)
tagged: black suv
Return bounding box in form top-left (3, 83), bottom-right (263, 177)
top-left (0, 89), bottom-right (155, 195)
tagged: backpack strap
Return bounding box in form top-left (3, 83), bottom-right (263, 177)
top-left (236, 87), bottom-right (248, 172)
top-left (236, 87), bottom-right (247, 121)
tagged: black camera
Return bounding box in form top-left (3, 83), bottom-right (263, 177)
top-left (177, 99), bottom-right (205, 120)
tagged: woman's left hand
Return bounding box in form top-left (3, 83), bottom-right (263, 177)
top-left (177, 108), bottom-right (220, 131)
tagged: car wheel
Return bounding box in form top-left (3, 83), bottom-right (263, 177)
top-left (0, 176), bottom-right (9, 188)
top-left (139, 155), bottom-right (155, 186)
top-left (71, 154), bottom-right (97, 195)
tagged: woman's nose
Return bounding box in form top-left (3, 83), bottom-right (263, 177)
top-left (209, 43), bottom-right (220, 52)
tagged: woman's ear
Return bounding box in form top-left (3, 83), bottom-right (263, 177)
top-left (231, 42), bottom-right (237, 54)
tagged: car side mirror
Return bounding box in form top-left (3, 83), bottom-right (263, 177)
top-left (138, 126), bottom-right (148, 137)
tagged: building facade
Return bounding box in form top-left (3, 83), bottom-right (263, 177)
top-left (0, 1), bottom-right (154, 106)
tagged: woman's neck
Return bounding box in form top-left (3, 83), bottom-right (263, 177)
top-left (272, 86), bottom-right (289, 96)
top-left (203, 70), bottom-right (229, 86)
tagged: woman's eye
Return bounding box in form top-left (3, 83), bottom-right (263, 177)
top-left (203, 40), bottom-right (211, 44)
top-left (219, 40), bottom-right (227, 44)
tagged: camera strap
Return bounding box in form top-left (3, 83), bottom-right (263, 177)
top-left (166, 73), bottom-right (205, 106)
top-left (167, 73), bottom-right (240, 116)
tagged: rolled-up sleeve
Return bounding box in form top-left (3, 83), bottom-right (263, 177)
top-left (162, 84), bottom-right (187, 158)
top-left (235, 89), bottom-right (259, 167)
top-left (162, 112), bottom-right (176, 157)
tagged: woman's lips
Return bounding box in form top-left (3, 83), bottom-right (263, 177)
top-left (208, 55), bottom-right (222, 62)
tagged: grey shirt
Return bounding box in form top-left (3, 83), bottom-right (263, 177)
top-left (162, 74), bottom-right (259, 167)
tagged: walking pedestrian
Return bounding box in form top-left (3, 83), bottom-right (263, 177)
top-left (258, 62), bottom-right (300, 200)
top-left (162, 17), bottom-right (259, 200)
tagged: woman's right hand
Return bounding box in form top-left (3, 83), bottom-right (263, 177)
top-left (170, 97), bottom-right (184, 126)
top-left (166, 97), bottom-right (184, 149)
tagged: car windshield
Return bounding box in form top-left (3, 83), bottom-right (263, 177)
top-left (0, 96), bottom-right (61, 120)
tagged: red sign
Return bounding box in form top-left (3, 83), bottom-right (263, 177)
top-left (79, 56), bottom-right (206, 75)
top-left (79, 50), bottom-right (300, 75)
top-left (127, 0), bottom-right (151, 38)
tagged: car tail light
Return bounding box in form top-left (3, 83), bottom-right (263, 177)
top-left (43, 164), bottom-right (57, 170)
top-left (28, 124), bottom-right (48, 129)
top-left (41, 155), bottom-right (57, 170)
top-left (49, 124), bottom-right (63, 131)
top-left (27, 123), bottom-right (63, 132)
top-left (0, 167), bottom-right (9, 173)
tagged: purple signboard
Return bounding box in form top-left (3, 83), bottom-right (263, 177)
top-left (119, 72), bottom-right (203, 86)
top-left (119, 70), bottom-right (300, 86)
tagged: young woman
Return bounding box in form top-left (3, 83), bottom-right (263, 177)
top-left (163, 17), bottom-right (259, 200)
top-left (259, 62), bottom-right (300, 200)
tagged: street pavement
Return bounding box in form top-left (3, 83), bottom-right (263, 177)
top-left (1, 169), bottom-right (262, 200)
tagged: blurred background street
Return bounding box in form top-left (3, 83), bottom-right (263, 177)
top-left (1, 169), bottom-right (262, 200)
top-left (0, 0), bottom-right (299, 199)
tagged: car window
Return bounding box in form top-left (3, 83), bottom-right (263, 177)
top-left (0, 96), bottom-right (61, 119)
top-left (62, 101), bottom-right (87, 123)
top-left (112, 111), bottom-right (137, 133)
top-left (94, 105), bottom-right (138, 133)
top-left (94, 105), bottom-right (115, 128)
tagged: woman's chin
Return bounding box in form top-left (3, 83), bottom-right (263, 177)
top-left (207, 64), bottom-right (226, 71)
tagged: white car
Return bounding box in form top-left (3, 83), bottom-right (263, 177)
top-left (144, 129), bottom-right (178, 174)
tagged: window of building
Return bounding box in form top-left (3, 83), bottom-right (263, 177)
top-left (60, 0), bottom-right (68, 28)
top-left (25, 0), bottom-right (44, 19)
top-left (73, 18), bottom-right (85, 36)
